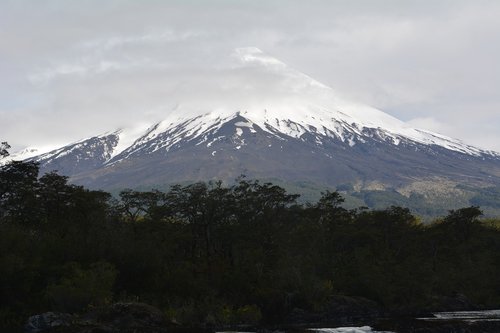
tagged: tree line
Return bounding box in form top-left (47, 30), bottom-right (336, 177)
top-left (1, 156), bottom-right (500, 329)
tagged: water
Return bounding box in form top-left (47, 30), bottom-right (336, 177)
top-left (217, 327), bottom-right (393, 333)
top-left (419, 309), bottom-right (500, 323)
top-left (308, 327), bottom-right (394, 333)
top-left (216, 311), bottom-right (500, 333)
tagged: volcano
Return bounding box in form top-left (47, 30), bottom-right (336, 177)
top-left (9, 48), bottom-right (500, 192)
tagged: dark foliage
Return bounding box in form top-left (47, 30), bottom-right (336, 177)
top-left (0, 141), bottom-right (10, 159)
top-left (1, 160), bottom-right (500, 329)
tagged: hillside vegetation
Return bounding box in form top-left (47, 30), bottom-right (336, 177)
top-left (2, 160), bottom-right (500, 330)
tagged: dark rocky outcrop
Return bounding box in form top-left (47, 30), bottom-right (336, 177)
top-left (79, 302), bottom-right (170, 333)
top-left (25, 312), bottom-right (74, 333)
top-left (24, 303), bottom-right (194, 333)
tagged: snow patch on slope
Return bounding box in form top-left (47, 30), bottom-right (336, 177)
top-left (107, 124), bottom-right (152, 161)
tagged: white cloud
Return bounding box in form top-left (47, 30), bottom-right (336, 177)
top-left (1, 0), bottom-right (500, 152)
top-left (78, 29), bottom-right (207, 52)
top-left (407, 117), bottom-right (450, 134)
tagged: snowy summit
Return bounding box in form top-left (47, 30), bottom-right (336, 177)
top-left (7, 48), bottom-right (500, 190)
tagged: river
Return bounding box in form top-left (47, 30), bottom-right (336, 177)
top-left (216, 309), bottom-right (500, 333)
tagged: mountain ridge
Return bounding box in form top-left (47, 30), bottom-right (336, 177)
top-left (5, 47), bottom-right (500, 194)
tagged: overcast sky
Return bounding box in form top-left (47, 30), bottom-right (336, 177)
top-left (1, 0), bottom-right (500, 152)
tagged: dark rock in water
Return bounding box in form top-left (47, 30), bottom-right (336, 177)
top-left (286, 295), bottom-right (381, 326)
top-left (24, 302), bottom-right (197, 333)
top-left (24, 312), bottom-right (73, 332)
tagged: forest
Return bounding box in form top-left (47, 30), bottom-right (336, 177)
top-left (1, 157), bottom-right (500, 330)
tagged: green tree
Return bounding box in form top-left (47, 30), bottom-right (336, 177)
top-left (442, 206), bottom-right (483, 242)
top-left (0, 160), bottom-right (40, 225)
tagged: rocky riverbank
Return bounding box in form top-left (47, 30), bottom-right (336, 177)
top-left (23, 300), bottom-right (500, 333)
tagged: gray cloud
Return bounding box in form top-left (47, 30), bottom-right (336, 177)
top-left (1, 0), bottom-right (500, 152)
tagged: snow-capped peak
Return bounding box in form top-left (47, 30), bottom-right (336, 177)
top-left (8, 47), bottom-right (499, 170)
top-left (97, 48), bottom-right (500, 158)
